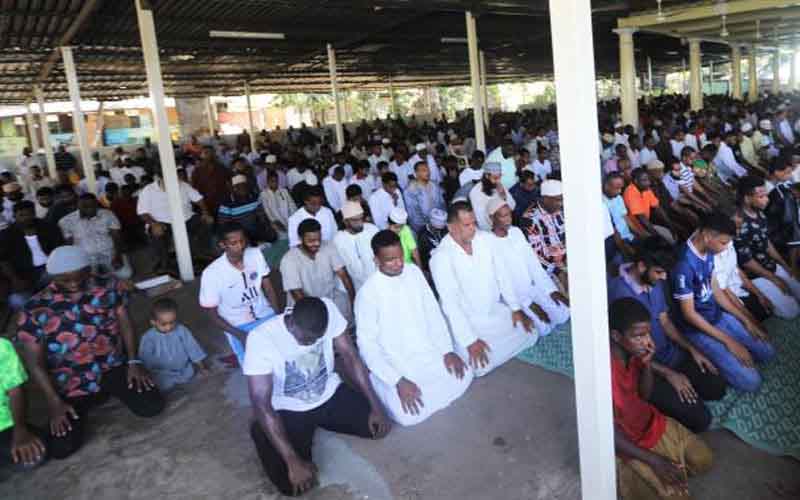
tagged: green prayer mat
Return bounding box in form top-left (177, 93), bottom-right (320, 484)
top-left (517, 318), bottom-right (800, 459)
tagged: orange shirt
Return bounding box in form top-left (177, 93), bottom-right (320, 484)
top-left (623, 184), bottom-right (659, 235)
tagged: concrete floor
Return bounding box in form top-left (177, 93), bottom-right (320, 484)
top-left (1, 280), bottom-right (799, 499)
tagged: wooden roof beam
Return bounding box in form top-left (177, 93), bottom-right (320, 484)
top-left (618, 0), bottom-right (798, 29)
top-left (36, 0), bottom-right (102, 86)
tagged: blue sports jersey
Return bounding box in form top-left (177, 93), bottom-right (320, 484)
top-left (672, 239), bottom-right (721, 327)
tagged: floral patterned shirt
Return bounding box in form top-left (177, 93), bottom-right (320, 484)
top-left (520, 203), bottom-right (566, 273)
top-left (16, 278), bottom-right (128, 399)
top-left (734, 210), bottom-right (776, 273)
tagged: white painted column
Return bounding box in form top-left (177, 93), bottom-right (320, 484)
top-left (772, 50), bottom-right (781, 94)
top-left (549, 1), bottom-right (616, 499)
top-left (34, 86), bottom-right (57, 179)
top-left (615, 28), bottom-right (638, 129)
top-left (244, 83), bottom-right (256, 150)
top-left (647, 55), bottom-right (653, 94)
top-left (24, 100), bottom-right (41, 153)
top-left (327, 43), bottom-right (345, 152)
top-left (466, 11), bottom-right (486, 152)
top-left (709, 61), bottom-right (714, 94)
top-left (688, 39), bottom-right (703, 111)
top-left (61, 46), bottom-right (96, 194)
top-left (388, 76), bottom-right (397, 117)
top-left (135, 0), bottom-right (194, 282)
top-left (94, 101), bottom-right (105, 147)
top-left (205, 96), bottom-right (215, 137)
top-left (682, 57), bottom-right (687, 94)
top-left (748, 45), bottom-right (759, 103)
top-left (480, 50), bottom-right (490, 126)
top-left (790, 47), bottom-right (797, 91)
top-left (731, 45), bottom-right (742, 99)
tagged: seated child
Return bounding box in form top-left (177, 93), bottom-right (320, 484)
top-left (139, 298), bottom-right (209, 391)
top-left (610, 298), bottom-right (713, 500)
top-left (387, 206), bottom-right (422, 269)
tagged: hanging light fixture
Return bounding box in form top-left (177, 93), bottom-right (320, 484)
top-left (756, 20), bottom-right (761, 40)
top-left (720, 15), bottom-right (729, 38)
top-left (656, 0), bottom-right (666, 23)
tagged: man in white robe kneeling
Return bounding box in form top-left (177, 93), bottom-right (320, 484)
top-left (488, 198), bottom-right (570, 336)
top-left (356, 229), bottom-right (473, 426)
top-left (430, 201), bottom-right (536, 377)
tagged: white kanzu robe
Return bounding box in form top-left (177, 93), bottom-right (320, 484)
top-left (333, 224), bottom-right (379, 292)
top-left (356, 264), bottom-right (473, 426)
top-left (490, 227), bottom-right (570, 336)
top-left (430, 231), bottom-right (538, 377)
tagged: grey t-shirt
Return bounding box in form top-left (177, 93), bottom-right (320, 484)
top-left (279, 243), bottom-right (345, 308)
top-left (139, 324), bottom-right (207, 391)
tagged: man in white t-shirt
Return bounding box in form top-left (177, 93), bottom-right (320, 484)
top-left (333, 201), bottom-right (378, 292)
top-left (244, 296), bottom-right (391, 496)
top-left (286, 185), bottom-right (337, 247)
top-left (199, 222), bottom-right (281, 366)
top-left (136, 173), bottom-right (215, 273)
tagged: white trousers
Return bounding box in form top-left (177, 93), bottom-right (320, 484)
top-left (752, 264), bottom-right (800, 319)
top-left (370, 357), bottom-right (473, 427)
top-left (453, 304), bottom-right (539, 377)
top-left (521, 287), bottom-right (570, 337)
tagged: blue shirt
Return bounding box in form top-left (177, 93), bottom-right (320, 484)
top-left (608, 265), bottom-right (681, 367)
top-left (672, 239), bottom-right (721, 327)
top-left (603, 194), bottom-right (634, 242)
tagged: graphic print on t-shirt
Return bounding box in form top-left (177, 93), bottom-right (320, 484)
top-left (283, 342), bottom-right (328, 404)
top-left (239, 271), bottom-right (262, 319)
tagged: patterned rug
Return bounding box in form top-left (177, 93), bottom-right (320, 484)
top-left (517, 319), bottom-right (800, 459)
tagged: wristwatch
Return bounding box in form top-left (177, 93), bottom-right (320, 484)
top-left (127, 359), bottom-right (143, 365)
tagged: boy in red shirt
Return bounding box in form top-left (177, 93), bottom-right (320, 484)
top-left (609, 297), bottom-right (713, 499)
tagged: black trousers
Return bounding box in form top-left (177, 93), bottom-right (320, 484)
top-left (47, 365), bottom-right (165, 459)
top-left (250, 384), bottom-right (374, 496)
top-left (649, 353), bottom-right (727, 433)
top-left (149, 214), bottom-right (212, 268)
top-left (741, 293), bottom-right (770, 322)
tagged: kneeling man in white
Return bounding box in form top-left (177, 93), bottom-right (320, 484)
top-left (356, 230), bottom-right (473, 426)
top-left (430, 201), bottom-right (536, 377)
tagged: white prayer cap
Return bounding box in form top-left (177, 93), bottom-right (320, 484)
top-left (341, 201), bottom-right (363, 220)
top-left (653, 119), bottom-right (663, 126)
top-left (231, 175), bottom-right (248, 186)
top-left (614, 121), bottom-right (623, 128)
top-left (0, 168), bottom-right (9, 174)
top-left (265, 154), bottom-right (277, 163)
top-left (382, 138), bottom-right (391, 145)
top-left (759, 119), bottom-right (772, 130)
top-left (741, 122), bottom-right (753, 133)
top-left (483, 162), bottom-right (502, 175)
top-left (778, 104), bottom-right (787, 111)
top-left (46, 245), bottom-right (90, 275)
top-left (646, 159), bottom-right (664, 171)
top-left (602, 133), bottom-right (614, 143)
top-left (306, 176), bottom-right (318, 186)
top-left (415, 143), bottom-right (427, 152)
top-left (540, 180), bottom-right (563, 197)
top-left (430, 208), bottom-right (447, 229)
top-left (389, 206), bottom-right (408, 225)
top-left (487, 197), bottom-right (509, 217)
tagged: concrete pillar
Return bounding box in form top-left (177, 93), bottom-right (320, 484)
top-left (24, 100), bottom-right (41, 152)
top-left (682, 58), bottom-right (687, 94)
top-left (244, 83), bottom-right (255, 150)
top-left (480, 50), bottom-right (490, 126)
top-left (388, 76), bottom-right (396, 117)
top-left (731, 45), bottom-right (742, 99)
top-left (205, 97), bottom-right (215, 137)
top-left (688, 39), bottom-right (703, 111)
top-left (548, 0), bottom-right (617, 498)
top-left (61, 46), bottom-right (96, 194)
top-left (772, 50), bottom-right (781, 94)
top-left (327, 43), bottom-right (345, 152)
top-left (790, 47), bottom-right (797, 91)
top-left (135, 0), bottom-right (194, 282)
top-left (94, 101), bottom-right (105, 147)
top-left (615, 27), bottom-right (638, 129)
top-left (34, 86), bottom-right (57, 179)
top-left (748, 45), bottom-right (759, 103)
top-left (466, 11), bottom-right (486, 151)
